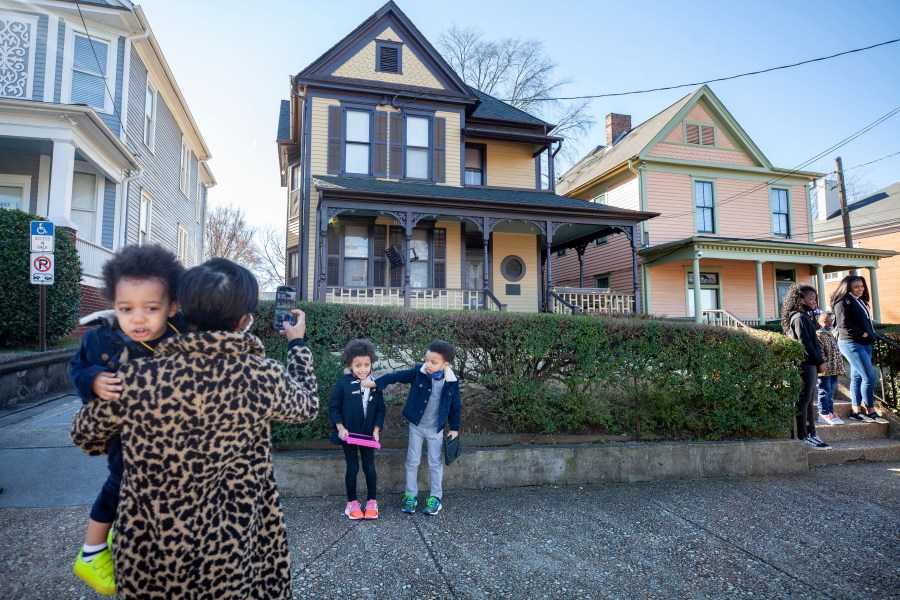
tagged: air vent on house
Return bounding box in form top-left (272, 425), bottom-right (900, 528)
top-left (685, 123), bottom-right (715, 146)
top-left (379, 46), bottom-right (399, 73)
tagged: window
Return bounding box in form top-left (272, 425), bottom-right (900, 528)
top-left (465, 144), bottom-right (485, 185)
top-left (71, 33), bottom-right (110, 111)
top-left (180, 138), bottom-right (191, 195)
top-left (591, 193), bottom-right (607, 204)
top-left (376, 41), bottom-right (401, 73)
top-left (342, 224), bottom-right (369, 287)
top-left (143, 81), bottom-right (157, 150)
top-left (177, 225), bottom-right (189, 264)
top-left (694, 180), bottom-right (715, 233)
top-left (595, 275), bottom-right (610, 289)
top-left (139, 190), bottom-right (152, 244)
top-left (71, 172), bottom-right (98, 241)
top-left (345, 110), bottom-right (371, 175)
top-left (594, 236), bottom-right (608, 246)
top-left (770, 188), bottom-right (790, 237)
top-left (686, 271), bottom-right (721, 317)
top-left (0, 174), bottom-right (31, 210)
top-left (556, 249), bottom-right (566, 257)
top-left (824, 271), bottom-right (843, 282)
top-left (405, 116), bottom-right (430, 180)
top-left (196, 180), bottom-right (203, 223)
top-left (290, 165), bottom-right (300, 190)
top-left (685, 123), bottom-right (715, 146)
top-left (287, 251), bottom-right (299, 279)
top-left (500, 255), bottom-right (526, 282)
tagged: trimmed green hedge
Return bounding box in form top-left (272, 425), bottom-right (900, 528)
top-left (0, 210), bottom-right (83, 346)
top-left (252, 302), bottom-right (802, 444)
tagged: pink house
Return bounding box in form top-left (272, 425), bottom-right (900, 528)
top-left (554, 86), bottom-right (893, 324)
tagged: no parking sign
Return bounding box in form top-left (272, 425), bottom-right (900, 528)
top-left (30, 252), bottom-right (54, 285)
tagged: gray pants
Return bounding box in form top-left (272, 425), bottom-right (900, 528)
top-left (405, 422), bottom-right (443, 499)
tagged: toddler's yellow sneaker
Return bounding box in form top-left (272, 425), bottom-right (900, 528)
top-left (73, 548), bottom-right (116, 596)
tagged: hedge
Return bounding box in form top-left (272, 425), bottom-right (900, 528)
top-left (0, 210), bottom-right (83, 346)
top-left (251, 302), bottom-right (802, 444)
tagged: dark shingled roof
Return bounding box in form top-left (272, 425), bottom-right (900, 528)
top-left (314, 175), bottom-right (627, 212)
top-left (277, 99), bottom-right (290, 141)
top-left (469, 87), bottom-right (549, 126)
top-left (815, 181), bottom-right (900, 239)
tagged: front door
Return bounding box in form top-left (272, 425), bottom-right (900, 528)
top-left (775, 269), bottom-right (796, 312)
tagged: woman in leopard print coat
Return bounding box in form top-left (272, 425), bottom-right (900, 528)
top-left (71, 259), bottom-right (318, 599)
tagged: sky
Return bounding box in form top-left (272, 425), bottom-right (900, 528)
top-left (141, 0), bottom-right (900, 231)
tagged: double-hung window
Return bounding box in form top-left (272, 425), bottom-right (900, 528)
top-left (71, 172), bottom-right (98, 242)
top-left (770, 188), bottom-right (790, 237)
top-left (71, 33), bottom-right (110, 111)
top-left (405, 116), bottom-right (430, 180)
top-left (344, 110), bottom-right (371, 175)
top-left (180, 138), bottom-right (190, 195)
top-left (694, 180), bottom-right (715, 233)
top-left (144, 81), bottom-right (157, 150)
top-left (177, 225), bottom-right (189, 264)
top-left (139, 190), bottom-right (152, 245)
top-left (464, 144), bottom-right (485, 185)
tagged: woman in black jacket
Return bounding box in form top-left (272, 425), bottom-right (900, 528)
top-left (830, 275), bottom-right (886, 423)
top-left (781, 284), bottom-right (829, 448)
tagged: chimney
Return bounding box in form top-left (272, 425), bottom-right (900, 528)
top-left (812, 178), bottom-right (841, 222)
top-left (606, 113), bottom-right (631, 146)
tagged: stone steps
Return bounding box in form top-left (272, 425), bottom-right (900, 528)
top-left (807, 438), bottom-right (900, 466)
top-left (814, 420), bottom-right (888, 442)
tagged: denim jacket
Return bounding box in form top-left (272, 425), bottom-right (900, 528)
top-left (375, 364), bottom-right (461, 432)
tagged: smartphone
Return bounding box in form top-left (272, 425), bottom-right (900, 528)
top-left (272, 285), bottom-right (297, 330)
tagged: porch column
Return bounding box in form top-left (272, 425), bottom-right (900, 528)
top-left (317, 206), bottom-right (328, 302)
top-left (404, 213), bottom-right (412, 308)
top-left (692, 254), bottom-right (702, 324)
top-left (482, 217), bottom-right (489, 293)
top-left (47, 139), bottom-right (77, 229)
top-left (755, 260), bottom-right (765, 324)
top-left (545, 221), bottom-right (554, 313)
top-left (869, 266), bottom-right (881, 322)
top-left (629, 226), bottom-right (640, 315)
top-left (815, 264), bottom-right (825, 304)
top-left (577, 245), bottom-right (585, 287)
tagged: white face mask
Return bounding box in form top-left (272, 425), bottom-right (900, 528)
top-left (241, 314), bottom-right (254, 333)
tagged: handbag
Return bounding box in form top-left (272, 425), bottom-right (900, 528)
top-left (443, 434), bottom-right (461, 465)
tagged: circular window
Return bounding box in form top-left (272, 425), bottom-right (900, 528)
top-left (500, 255), bottom-right (526, 282)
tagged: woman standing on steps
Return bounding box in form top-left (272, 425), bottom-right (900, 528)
top-left (830, 275), bottom-right (888, 424)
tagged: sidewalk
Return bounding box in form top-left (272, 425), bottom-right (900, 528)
top-left (2, 395), bottom-right (898, 599)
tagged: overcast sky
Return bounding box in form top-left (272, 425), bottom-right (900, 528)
top-left (141, 0), bottom-right (900, 231)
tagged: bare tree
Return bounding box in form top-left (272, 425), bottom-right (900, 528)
top-left (438, 25), bottom-right (593, 169)
top-left (205, 205), bottom-right (258, 268)
top-left (253, 226), bottom-right (286, 291)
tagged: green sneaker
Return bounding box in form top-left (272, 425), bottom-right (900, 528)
top-left (401, 493), bottom-right (417, 514)
top-left (73, 548), bottom-right (116, 595)
top-left (423, 496), bottom-right (442, 515)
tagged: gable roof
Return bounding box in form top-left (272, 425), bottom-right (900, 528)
top-left (557, 85), bottom-right (780, 197)
top-left (469, 88), bottom-right (550, 126)
top-left (295, 1), bottom-right (475, 104)
top-left (815, 181), bottom-right (900, 240)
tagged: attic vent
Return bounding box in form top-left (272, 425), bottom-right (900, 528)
top-left (685, 123), bottom-right (715, 146)
top-left (378, 44), bottom-right (400, 73)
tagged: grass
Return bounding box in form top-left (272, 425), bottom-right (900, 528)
top-left (0, 338), bottom-right (81, 359)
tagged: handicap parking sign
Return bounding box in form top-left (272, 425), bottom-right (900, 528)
top-left (30, 221), bottom-right (55, 253)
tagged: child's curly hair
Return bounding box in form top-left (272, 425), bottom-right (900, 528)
top-left (780, 283), bottom-right (818, 335)
top-left (102, 244), bottom-right (183, 302)
top-left (428, 339), bottom-right (456, 363)
top-left (342, 339), bottom-right (377, 366)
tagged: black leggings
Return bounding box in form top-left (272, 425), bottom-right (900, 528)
top-left (796, 363), bottom-right (818, 439)
top-left (342, 443), bottom-right (377, 502)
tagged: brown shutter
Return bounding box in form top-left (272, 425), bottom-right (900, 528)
top-left (432, 117), bottom-right (446, 182)
top-left (433, 228), bottom-right (446, 288)
top-left (389, 113), bottom-right (404, 179)
top-left (373, 111), bottom-right (388, 178)
top-left (326, 225), bottom-right (340, 286)
top-left (327, 106), bottom-right (342, 174)
top-left (700, 125), bottom-right (715, 146)
top-left (373, 224), bottom-right (387, 287)
top-left (685, 123), bottom-right (700, 145)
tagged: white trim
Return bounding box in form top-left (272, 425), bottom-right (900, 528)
top-left (179, 136), bottom-right (190, 196)
top-left (112, 179), bottom-right (122, 250)
top-left (60, 23), bottom-right (119, 114)
top-left (195, 179), bottom-right (203, 223)
top-left (139, 187), bottom-right (153, 245)
top-left (177, 223), bottom-right (189, 264)
top-left (36, 154), bottom-right (51, 215)
top-left (119, 30), bottom-right (132, 141)
top-left (71, 162), bottom-right (104, 244)
top-left (0, 173), bottom-right (32, 211)
top-left (0, 11), bottom-right (39, 100)
top-left (44, 14), bottom-right (59, 102)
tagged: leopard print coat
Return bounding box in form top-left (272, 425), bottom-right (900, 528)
top-left (71, 331), bottom-right (318, 599)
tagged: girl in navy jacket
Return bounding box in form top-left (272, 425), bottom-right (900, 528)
top-left (328, 339), bottom-right (385, 519)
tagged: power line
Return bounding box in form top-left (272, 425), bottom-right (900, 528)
top-left (845, 150), bottom-right (900, 172)
top-left (523, 38), bottom-right (900, 102)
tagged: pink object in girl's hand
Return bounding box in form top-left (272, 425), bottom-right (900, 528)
top-left (345, 433), bottom-right (381, 449)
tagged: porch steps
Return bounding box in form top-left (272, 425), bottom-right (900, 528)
top-left (808, 399), bottom-right (900, 467)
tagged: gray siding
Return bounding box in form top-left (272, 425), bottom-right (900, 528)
top-left (0, 8), bottom-right (47, 100)
top-left (123, 50), bottom-right (196, 259)
top-left (0, 150), bottom-right (40, 212)
top-left (102, 178), bottom-right (116, 248)
top-left (97, 36), bottom-right (124, 135)
top-left (53, 22), bottom-right (64, 103)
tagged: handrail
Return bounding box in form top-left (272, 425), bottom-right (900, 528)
top-left (548, 290), bottom-right (581, 315)
top-left (483, 289), bottom-right (505, 311)
top-left (872, 334), bottom-right (900, 410)
top-left (701, 309), bottom-right (750, 329)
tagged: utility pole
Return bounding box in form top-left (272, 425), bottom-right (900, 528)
top-left (835, 156), bottom-right (853, 248)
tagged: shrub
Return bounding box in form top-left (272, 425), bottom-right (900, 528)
top-left (0, 210), bottom-right (83, 346)
top-left (253, 301), bottom-right (802, 444)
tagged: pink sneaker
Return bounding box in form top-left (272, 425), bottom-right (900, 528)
top-left (830, 414), bottom-right (844, 425)
top-left (364, 499), bottom-right (379, 519)
top-left (821, 414), bottom-right (837, 425)
top-left (344, 500), bottom-right (364, 520)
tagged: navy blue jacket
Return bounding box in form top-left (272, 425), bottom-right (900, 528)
top-left (788, 310), bottom-right (825, 366)
top-left (832, 295), bottom-right (876, 346)
top-left (328, 373), bottom-right (386, 445)
top-left (375, 365), bottom-right (461, 432)
top-left (70, 311), bottom-right (187, 403)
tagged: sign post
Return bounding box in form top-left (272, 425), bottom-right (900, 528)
top-left (30, 222), bottom-right (55, 352)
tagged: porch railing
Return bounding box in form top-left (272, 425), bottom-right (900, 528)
top-left (76, 238), bottom-right (115, 279)
top-left (873, 334), bottom-right (900, 411)
top-left (550, 287), bottom-right (635, 315)
top-left (701, 309), bottom-right (751, 329)
top-left (326, 287), bottom-right (489, 311)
